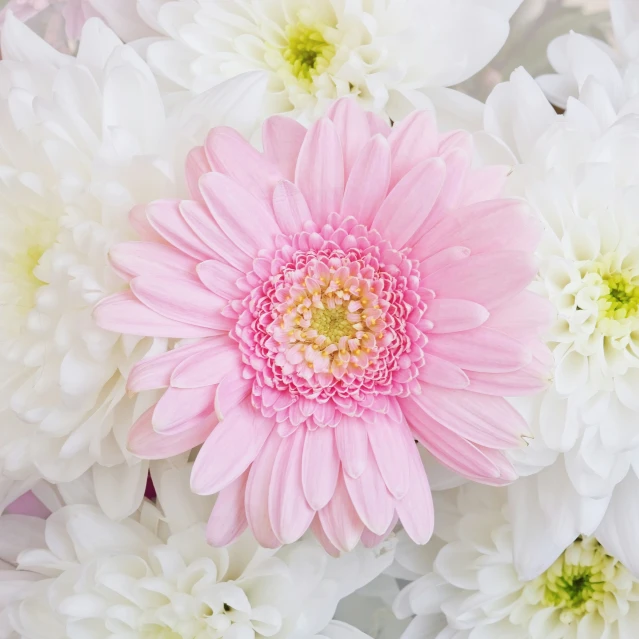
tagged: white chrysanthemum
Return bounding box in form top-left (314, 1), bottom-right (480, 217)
top-left (92, 0), bottom-right (523, 124)
top-left (0, 13), bottom-right (266, 517)
top-left (481, 64), bottom-right (639, 578)
top-left (0, 463), bottom-right (394, 639)
top-left (393, 485), bottom-right (639, 639)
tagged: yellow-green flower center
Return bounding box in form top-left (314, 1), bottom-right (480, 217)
top-left (310, 305), bottom-right (355, 343)
top-left (528, 537), bottom-right (624, 625)
top-left (599, 272), bottom-right (639, 320)
top-left (4, 221), bottom-right (56, 314)
top-left (281, 22), bottom-right (335, 86)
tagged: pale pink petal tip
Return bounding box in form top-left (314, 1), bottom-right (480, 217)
top-left (98, 97), bottom-right (548, 549)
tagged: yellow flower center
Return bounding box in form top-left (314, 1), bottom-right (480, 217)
top-left (4, 221), bottom-right (56, 314)
top-left (310, 305), bottom-right (355, 343)
top-left (281, 22), bottom-right (336, 87)
top-left (526, 537), bottom-right (625, 625)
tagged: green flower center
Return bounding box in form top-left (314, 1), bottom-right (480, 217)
top-left (281, 22), bottom-right (335, 85)
top-left (529, 537), bottom-right (624, 624)
top-left (310, 305), bottom-right (355, 343)
top-left (542, 564), bottom-right (600, 612)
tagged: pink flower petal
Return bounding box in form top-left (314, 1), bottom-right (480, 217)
top-left (191, 398), bottom-right (274, 495)
top-left (361, 517), bottom-right (397, 548)
top-left (367, 416), bottom-right (411, 499)
top-left (477, 446), bottom-right (518, 484)
top-left (272, 180), bottom-right (312, 236)
top-left (335, 415), bottom-right (369, 479)
top-left (328, 98), bottom-right (371, 178)
top-left (410, 214), bottom-right (463, 262)
top-left (130, 275), bottom-right (232, 331)
top-left (318, 473), bottom-right (364, 552)
top-left (128, 339), bottom-right (223, 393)
top-left (170, 343), bottom-right (242, 389)
top-left (452, 199), bottom-right (543, 254)
top-left (146, 199), bottom-right (213, 261)
top-left (302, 426), bottom-right (339, 511)
top-left (215, 372), bottom-right (253, 421)
top-left (467, 359), bottom-right (550, 396)
top-left (425, 327), bottom-right (532, 374)
top-left (344, 445), bottom-right (395, 535)
top-left (295, 118), bottom-right (344, 226)
top-left (417, 354), bottom-right (470, 390)
top-left (419, 246), bottom-right (470, 276)
top-left (268, 427), bottom-right (315, 544)
top-left (484, 290), bottom-right (555, 339)
top-left (130, 204), bottom-right (165, 243)
top-left (199, 172), bottom-right (280, 255)
top-left (438, 130), bottom-right (473, 156)
top-left (197, 260), bottom-right (243, 300)
top-left (109, 241), bottom-right (198, 281)
top-left (206, 470), bottom-right (249, 547)
top-left (311, 515), bottom-right (341, 558)
top-left (404, 398), bottom-right (498, 478)
top-left (394, 439), bottom-right (434, 544)
top-left (388, 111), bottom-right (438, 188)
top-left (459, 166), bottom-right (509, 206)
top-left (422, 148), bottom-right (472, 232)
top-left (421, 251), bottom-right (538, 310)
top-left (411, 386), bottom-right (529, 449)
top-left (366, 112), bottom-right (391, 137)
top-left (423, 298), bottom-right (489, 334)
top-left (152, 386), bottom-right (216, 434)
top-left (263, 115), bottom-right (307, 182)
top-left (185, 146), bottom-right (212, 201)
top-left (179, 199), bottom-right (252, 272)
top-left (372, 158), bottom-right (446, 249)
top-left (128, 406), bottom-right (216, 460)
top-left (246, 431), bottom-right (283, 549)
top-left (205, 126), bottom-right (281, 202)
top-left (94, 292), bottom-right (219, 338)
top-left (340, 134), bottom-right (391, 227)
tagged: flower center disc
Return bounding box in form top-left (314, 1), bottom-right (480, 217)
top-left (526, 537), bottom-right (627, 625)
top-left (310, 305), bottom-right (355, 343)
top-left (281, 22), bottom-right (335, 85)
top-left (4, 221), bottom-right (56, 315)
top-left (273, 257), bottom-right (385, 379)
top-left (600, 271), bottom-right (639, 320)
top-left (235, 219), bottom-right (428, 425)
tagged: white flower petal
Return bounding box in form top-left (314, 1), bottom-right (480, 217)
top-left (92, 0), bottom-right (516, 122)
top-left (0, 471), bottom-right (393, 639)
top-left (0, 515), bottom-right (46, 564)
top-left (597, 472), bottom-right (639, 577)
top-left (92, 462), bottom-right (148, 521)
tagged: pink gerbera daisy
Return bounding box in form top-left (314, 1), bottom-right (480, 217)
top-left (95, 99), bottom-right (552, 554)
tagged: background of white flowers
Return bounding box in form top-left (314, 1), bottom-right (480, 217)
top-left (0, 0), bottom-right (613, 98)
